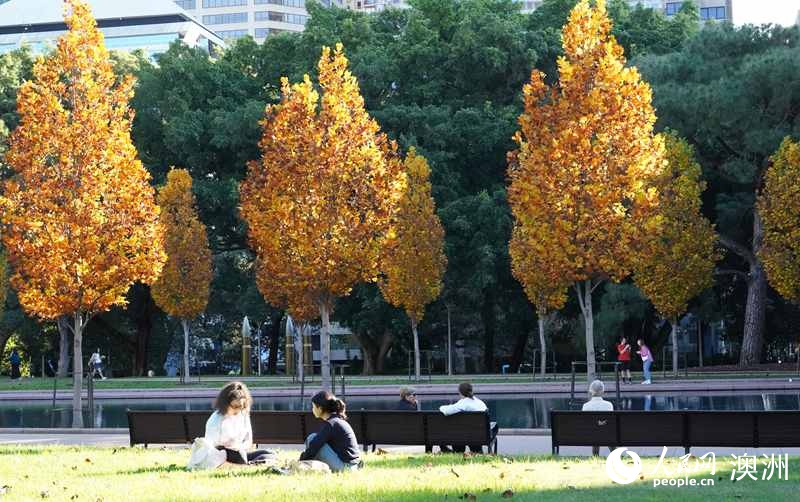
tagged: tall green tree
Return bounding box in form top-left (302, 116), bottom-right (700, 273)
top-left (637, 24), bottom-right (800, 365)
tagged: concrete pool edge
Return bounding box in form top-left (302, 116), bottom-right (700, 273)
top-left (3, 377), bottom-right (800, 401)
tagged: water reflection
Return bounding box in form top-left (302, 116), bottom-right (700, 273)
top-left (2, 392), bottom-right (800, 429)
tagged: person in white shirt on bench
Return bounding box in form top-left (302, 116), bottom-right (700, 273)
top-left (439, 382), bottom-right (491, 454)
top-left (582, 379), bottom-right (614, 456)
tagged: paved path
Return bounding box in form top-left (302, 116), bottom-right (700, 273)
top-left (3, 431), bottom-right (800, 458)
top-left (3, 377), bottom-right (800, 401)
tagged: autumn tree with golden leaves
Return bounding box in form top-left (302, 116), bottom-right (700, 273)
top-left (0, 0), bottom-right (165, 426)
top-left (509, 224), bottom-right (570, 376)
top-left (507, 0), bottom-right (664, 379)
top-left (241, 44), bottom-right (406, 389)
top-left (758, 137), bottom-right (800, 305)
top-left (151, 168), bottom-right (212, 383)
top-left (380, 148), bottom-right (446, 380)
top-left (634, 132), bottom-right (719, 376)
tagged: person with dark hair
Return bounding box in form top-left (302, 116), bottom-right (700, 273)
top-left (300, 391), bottom-right (361, 471)
top-left (203, 381), bottom-right (273, 465)
top-left (396, 386), bottom-right (419, 411)
top-left (438, 382), bottom-right (493, 454)
top-left (616, 337), bottom-right (632, 384)
top-left (9, 349), bottom-right (21, 381)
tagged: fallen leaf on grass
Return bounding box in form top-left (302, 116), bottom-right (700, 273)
top-left (71, 466), bottom-right (78, 471)
top-left (84, 458), bottom-right (92, 464)
top-left (40, 491), bottom-right (49, 499)
top-left (499, 472), bottom-right (506, 479)
top-left (450, 468), bottom-right (461, 478)
top-left (501, 490), bottom-right (514, 498)
top-left (458, 493), bottom-right (476, 501)
top-left (462, 452), bottom-right (473, 459)
top-left (376, 449), bottom-right (389, 456)
top-left (561, 466), bottom-right (569, 470)
top-left (70, 495), bottom-right (79, 500)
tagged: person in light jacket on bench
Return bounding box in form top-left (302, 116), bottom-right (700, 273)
top-left (582, 379), bottom-right (614, 456)
top-left (439, 382), bottom-right (490, 454)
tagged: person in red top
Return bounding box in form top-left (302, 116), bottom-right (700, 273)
top-left (616, 337), bottom-right (632, 384)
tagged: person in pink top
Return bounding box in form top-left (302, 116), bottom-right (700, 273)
top-left (636, 339), bottom-right (653, 385)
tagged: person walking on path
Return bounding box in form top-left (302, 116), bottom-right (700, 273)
top-left (89, 349), bottom-right (106, 380)
top-left (637, 339), bottom-right (653, 385)
top-left (9, 349), bottom-right (21, 381)
top-left (616, 337), bottom-right (632, 384)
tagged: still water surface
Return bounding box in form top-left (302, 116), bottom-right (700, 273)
top-left (3, 391), bottom-right (800, 429)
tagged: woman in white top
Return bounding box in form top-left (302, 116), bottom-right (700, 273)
top-left (204, 381), bottom-right (272, 464)
top-left (438, 382), bottom-right (491, 454)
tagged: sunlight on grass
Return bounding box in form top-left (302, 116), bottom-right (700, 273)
top-left (0, 446), bottom-right (795, 501)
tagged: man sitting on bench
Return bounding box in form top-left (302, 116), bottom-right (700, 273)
top-left (582, 379), bottom-right (614, 456)
top-left (439, 382), bottom-right (489, 454)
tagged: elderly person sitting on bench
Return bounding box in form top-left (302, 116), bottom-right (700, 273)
top-left (582, 379), bottom-right (614, 456)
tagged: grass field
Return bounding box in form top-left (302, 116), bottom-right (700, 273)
top-left (0, 446), bottom-right (795, 501)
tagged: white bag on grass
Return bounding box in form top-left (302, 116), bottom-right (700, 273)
top-left (187, 437), bottom-right (226, 470)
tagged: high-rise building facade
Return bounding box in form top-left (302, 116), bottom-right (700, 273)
top-left (174, 0), bottom-right (344, 43)
top-left (0, 0), bottom-right (224, 56)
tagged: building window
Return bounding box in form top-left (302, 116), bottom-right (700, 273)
top-left (174, 0), bottom-right (197, 9)
top-left (202, 12), bottom-right (248, 24)
top-left (700, 6), bottom-right (726, 20)
top-left (255, 27), bottom-right (286, 38)
top-left (665, 1), bottom-right (683, 16)
top-left (217, 29), bottom-right (249, 40)
top-left (202, 0), bottom-right (248, 7)
top-left (255, 11), bottom-right (307, 24)
top-left (255, 0), bottom-right (305, 7)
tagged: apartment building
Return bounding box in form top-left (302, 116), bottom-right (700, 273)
top-left (174, 0), bottom-right (344, 42)
top-left (0, 0), bottom-right (224, 56)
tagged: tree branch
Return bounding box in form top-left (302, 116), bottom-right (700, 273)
top-left (715, 268), bottom-right (747, 279)
top-left (718, 234), bottom-right (756, 266)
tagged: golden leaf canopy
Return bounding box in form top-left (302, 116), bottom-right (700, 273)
top-left (379, 148), bottom-right (447, 323)
top-left (0, 0), bottom-right (165, 319)
top-left (758, 137), bottom-right (800, 304)
top-left (151, 168), bottom-right (213, 320)
top-left (241, 43), bottom-right (406, 314)
top-left (507, 0), bottom-right (665, 292)
top-left (634, 132), bottom-right (720, 320)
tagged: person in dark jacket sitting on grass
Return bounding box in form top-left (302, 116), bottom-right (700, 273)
top-left (300, 391), bottom-right (362, 471)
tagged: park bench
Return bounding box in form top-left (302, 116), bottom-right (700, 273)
top-left (550, 410), bottom-right (800, 455)
top-left (127, 409), bottom-right (498, 453)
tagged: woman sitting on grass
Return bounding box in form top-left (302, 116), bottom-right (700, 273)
top-left (300, 391), bottom-right (362, 472)
top-left (204, 381), bottom-right (273, 465)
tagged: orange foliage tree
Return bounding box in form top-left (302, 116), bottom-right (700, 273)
top-left (241, 44), bottom-right (406, 389)
top-left (0, 0), bottom-right (165, 426)
top-left (507, 0), bottom-right (664, 379)
top-left (380, 148), bottom-right (447, 380)
top-left (758, 137), bottom-right (800, 304)
top-left (509, 224), bottom-right (569, 377)
top-left (151, 168), bottom-right (213, 382)
top-left (634, 132), bottom-right (719, 375)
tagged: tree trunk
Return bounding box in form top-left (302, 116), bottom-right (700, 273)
top-left (296, 323), bottom-right (304, 384)
top-left (739, 261), bottom-right (767, 366)
top-left (57, 316), bottom-right (70, 378)
top-left (671, 318), bottom-right (679, 377)
top-left (181, 319), bottom-right (190, 383)
top-left (355, 330), bottom-right (378, 375)
top-left (376, 330), bottom-right (393, 374)
top-left (539, 316), bottom-right (547, 377)
top-left (411, 317), bottom-right (420, 380)
top-left (482, 289), bottom-right (496, 373)
top-left (697, 320), bottom-right (704, 368)
top-left (268, 313), bottom-right (282, 374)
top-left (575, 280), bottom-right (597, 381)
top-left (72, 312), bottom-right (85, 428)
top-left (509, 326), bottom-right (528, 372)
top-left (131, 285), bottom-right (156, 377)
top-left (319, 302), bottom-right (332, 391)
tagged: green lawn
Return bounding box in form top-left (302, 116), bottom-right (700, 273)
top-left (2, 370), bottom-right (798, 392)
top-left (0, 446), bottom-right (795, 501)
